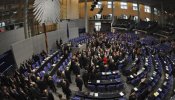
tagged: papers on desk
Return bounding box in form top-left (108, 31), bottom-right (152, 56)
top-left (102, 72), bottom-right (105, 75)
top-left (153, 71), bottom-right (157, 76)
top-left (141, 78), bottom-right (146, 82)
top-left (158, 88), bottom-right (162, 92)
top-left (96, 80), bottom-right (100, 83)
top-left (165, 66), bottom-right (169, 71)
top-left (130, 75), bottom-right (134, 78)
top-left (94, 93), bottom-right (98, 97)
top-left (46, 57), bottom-right (50, 60)
top-left (42, 61), bottom-right (45, 64)
top-left (132, 62), bottom-right (136, 65)
top-left (165, 74), bottom-right (169, 79)
top-left (156, 62), bottom-right (159, 65)
top-left (96, 65), bottom-right (99, 68)
top-left (89, 92), bottom-right (94, 96)
top-left (150, 77), bottom-right (153, 80)
top-left (88, 81), bottom-right (91, 83)
top-left (106, 72), bottom-right (111, 75)
top-left (163, 82), bottom-right (167, 86)
top-left (60, 56), bottom-right (63, 59)
top-left (119, 92), bottom-right (124, 96)
top-left (134, 87), bottom-right (138, 91)
top-left (112, 71), bottom-right (117, 74)
top-left (52, 64), bottom-right (56, 67)
top-left (164, 61), bottom-right (166, 64)
top-left (145, 62), bottom-right (148, 66)
top-left (154, 92), bottom-right (159, 97)
top-left (137, 68), bottom-right (145, 75)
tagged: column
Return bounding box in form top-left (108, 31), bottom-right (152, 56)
top-left (161, 0), bottom-right (164, 26)
top-left (137, 0), bottom-right (140, 23)
top-left (151, 7), bottom-right (154, 21)
top-left (24, 0), bottom-right (29, 39)
top-left (111, 0), bottom-right (114, 20)
top-left (85, 0), bottom-right (88, 33)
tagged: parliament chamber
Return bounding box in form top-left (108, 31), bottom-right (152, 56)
top-left (0, 0), bottom-right (175, 100)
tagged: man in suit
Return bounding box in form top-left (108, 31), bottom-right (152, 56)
top-left (60, 79), bottom-right (71, 100)
top-left (64, 67), bottom-right (72, 83)
top-left (75, 75), bottom-right (83, 91)
top-left (28, 83), bottom-right (41, 100)
top-left (36, 77), bottom-right (48, 92)
top-left (82, 70), bottom-right (88, 88)
top-left (47, 76), bottom-right (57, 92)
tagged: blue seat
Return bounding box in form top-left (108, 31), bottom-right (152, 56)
top-left (159, 92), bottom-right (164, 99)
top-left (40, 71), bottom-right (45, 78)
top-left (71, 96), bottom-right (81, 100)
top-left (59, 66), bottom-right (63, 71)
top-left (52, 74), bottom-right (57, 83)
top-left (108, 75), bottom-right (115, 79)
top-left (54, 57), bottom-right (57, 63)
top-left (97, 85), bottom-right (106, 92)
top-left (118, 97), bottom-right (127, 100)
top-left (36, 61), bottom-right (40, 66)
top-left (107, 85), bottom-right (116, 91)
top-left (44, 67), bottom-right (48, 72)
top-left (116, 83), bottom-right (124, 89)
top-left (87, 85), bottom-right (96, 91)
top-left (32, 64), bottom-right (36, 69)
top-left (47, 63), bottom-right (51, 69)
top-left (100, 76), bottom-right (106, 80)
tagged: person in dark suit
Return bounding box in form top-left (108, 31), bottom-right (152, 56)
top-left (41, 89), bottom-right (54, 100)
top-left (75, 75), bottom-right (83, 91)
top-left (36, 77), bottom-right (48, 92)
top-left (64, 67), bottom-right (72, 83)
top-left (47, 76), bottom-right (57, 93)
top-left (60, 79), bottom-right (71, 100)
top-left (71, 59), bottom-right (80, 76)
top-left (28, 83), bottom-right (41, 100)
top-left (82, 70), bottom-right (88, 88)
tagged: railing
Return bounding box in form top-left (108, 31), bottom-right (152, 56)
top-left (1, 65), bottom-right (15, 75)
top-left (0, 22), bottom-right (24, 32)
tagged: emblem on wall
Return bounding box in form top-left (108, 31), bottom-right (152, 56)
top-left (33, 0), bottom-right (61, 24)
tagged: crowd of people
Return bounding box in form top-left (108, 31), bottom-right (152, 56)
top-left (0, 31), bottom-right (175, 100)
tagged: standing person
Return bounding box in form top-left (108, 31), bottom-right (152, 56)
top-left (47, 76), bottom-right (57, 93)
top-left (60, 79), bottom-right (71, 100)
top-left (82, 70), bottom-right (88, 88)
top-left (75, 75), bottom-right (83, 91)
top-left (64, 67), bottom-right (72, 83)
top-left (71, 59), bottom-right (80, 76)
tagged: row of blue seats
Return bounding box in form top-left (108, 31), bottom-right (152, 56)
top-left (87, 83), bottom-right (124, 92)
top-left (52, 53), bottom-right (72, 84)
top-left (148, 55), bottom-right (173, 100)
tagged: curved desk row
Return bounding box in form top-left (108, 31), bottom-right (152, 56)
top-left (88, 79), bottom-right (122, 85)
top-left (35, 50), bottom-right (60, 74)
top-left (73, 91), bottom-right (125, 100)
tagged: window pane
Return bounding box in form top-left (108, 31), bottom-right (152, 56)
top-left (145, 18), bottom-right (150, 21)
top-left (2, 22), bottom-right (5, 27)
top-left (154, 8), bottom-right (158, 15)
top-left (121, 2), bottom-right (127, 9)
top-left (134, 16), bottom-right (138, 21)
top-left (107, 1), bottom-right (114, 8)
top-left (96, 2), bottom-right (102, 8)
top-left (96, 14), bottom-right (101, 19)
top-left (133, 3), bottom-right (138, 10)
top-left (144, 6), bottom-right (151, 13)
top-left (95, 22), bottom-right (101, 31)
